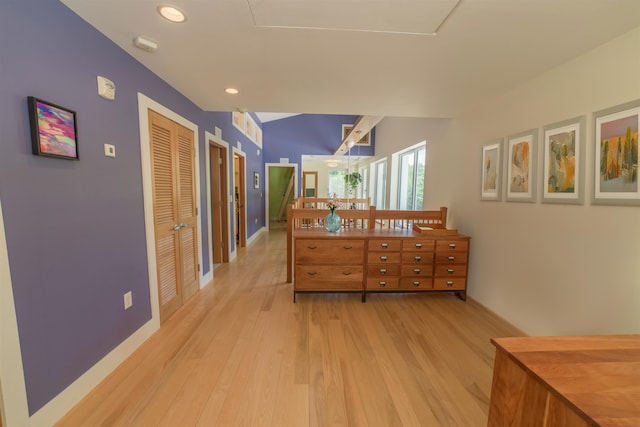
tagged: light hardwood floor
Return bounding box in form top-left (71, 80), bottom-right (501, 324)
top-left (56, 227), bottom-right (523, 427)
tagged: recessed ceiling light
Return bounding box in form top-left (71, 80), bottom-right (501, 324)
top-left (225, 87), bottom-right (239, 95)
top-left (158, 5), bottom-right (186, 23)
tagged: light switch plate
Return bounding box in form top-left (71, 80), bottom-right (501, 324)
top-left (124, 291), bottom-right (132, 309)
top-left (104, 144), bottom-right (116, 157)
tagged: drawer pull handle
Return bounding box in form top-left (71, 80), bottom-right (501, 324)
top-left (378, 281), bottom-right (387, 287)
top-left (413, 268), bottom-right (421, 274)
top-left (447, 269), bottom-right (454, 274)
top-left (342, 271), bottom-right (352, 276)
top-left (307, 272), bottom-right (317, 276)
top-left (307, 245), bottom-right (317, 250)
top-left (381, 243), bottom-right (388, 248)
top-left (449, 243), bottom-right (456, 249)
top-left (344, 246), bottom-right (352, 250)
top-left (412, 281), bottom-right (420, 287)
top-left (414, 256), bottom-right (422, 261)
top-left (448, 256), bottom-right (455, 261)
top-left (380, 268), bottom-right (387, 275)
top-left (415, 243), bottom-right (423, 249)
top-left (446, 281), bottom-right (454, 287)
top-left (380, 256), bottom-right (388, 261)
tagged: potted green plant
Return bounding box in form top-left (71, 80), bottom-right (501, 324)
top-left (344, 171), bottom-right (362, 196)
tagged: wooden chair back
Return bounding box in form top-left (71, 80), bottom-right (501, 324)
top-left (294, 197), bottom-right (370, 210)
top-left (369, 206), bottom-right (447, 230)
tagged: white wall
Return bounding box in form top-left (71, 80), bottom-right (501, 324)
top-left (431, 26), bottom-right (640, 336)
top-left (373, 117), bottom-right (451, 209)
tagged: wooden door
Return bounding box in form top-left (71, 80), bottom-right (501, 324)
top-left (210, 143), bottom-right (229, 264)
top-left (303, 171), bottom-right (318, 198)
top-left (234, 154), bottom-right (246, 248)
top-left (149, 110), bottom-right (199, 322)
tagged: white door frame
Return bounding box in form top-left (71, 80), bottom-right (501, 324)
top-left (231, 146), bottom-right (247, 259)
top-left (138, 93), bottom-right (205, 319)
top-left (0, 198), bottom-right (29, 427)
top-left (265, 162), bottom-right (298, 231)
top-left (204, 129), bottom-right (232, 270)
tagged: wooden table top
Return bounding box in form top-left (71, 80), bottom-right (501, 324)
top-left (491, 335), bottom-right (640, 426)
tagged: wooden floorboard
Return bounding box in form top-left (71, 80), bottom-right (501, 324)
top-left (56, 227), bottom-right (523, 427)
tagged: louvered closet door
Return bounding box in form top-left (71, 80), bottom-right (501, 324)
top-left (176, 124), bottom-right (198, 301)
top-left (149, 110), bottom-right (198, 322)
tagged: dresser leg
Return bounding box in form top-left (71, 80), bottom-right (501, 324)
top-left (362, 291), bottom-right (366, 303)
top-left (293, 291), bottom-right (296, 303)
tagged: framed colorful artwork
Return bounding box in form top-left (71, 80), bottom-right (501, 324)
top-left (28, 96), bottom-right (79, 160)
top-left (481, 139), bottom-right (502, 201)
top-left (505, 129), bottom-right (537, 202)
top-left (542, 116), bottom-right (586, 204)
top-left (593, 99), bottom-right (640, 205)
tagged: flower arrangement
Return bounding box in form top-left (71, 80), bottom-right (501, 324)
top-left (326, 192), bottom-right (342, 214)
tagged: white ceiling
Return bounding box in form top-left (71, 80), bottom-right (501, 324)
top-left (61, 0), bottom-right (640, 119)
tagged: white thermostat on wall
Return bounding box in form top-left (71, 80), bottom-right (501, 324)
top-left (97, 76), bottom-right (116, 100)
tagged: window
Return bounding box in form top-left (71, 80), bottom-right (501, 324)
top-left (397, 145), bottom-right (425, 210)
top-left (372, 159), bottom-right (387, 209)
top-left (358, 166), bottom-right (368, 199)
top-left (328, 169), bottom-right (346, 197)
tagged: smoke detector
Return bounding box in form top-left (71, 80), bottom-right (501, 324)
top-left (134, 36), bottom-right (158, 52)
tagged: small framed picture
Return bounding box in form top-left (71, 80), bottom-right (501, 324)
top-left (542, 116), bottom-right (586, 204)
top-left (28, 96), bottom-right (79, 160)
top-left (254, 171), bottom-right (260, 189)
top-left (505, 129), bottom-right (538, 203)
top-left (481, 139), bottom-right (502, 201)
top-left (593, 99), bottom-right (640, 205)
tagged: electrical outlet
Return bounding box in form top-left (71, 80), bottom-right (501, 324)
top-left (104, 144), bottom-right (116, 157)
top-left (123, 291), bottom-right (132, 309)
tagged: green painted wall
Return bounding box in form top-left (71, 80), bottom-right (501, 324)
top-left (269, 167), bottom-right (295, 219)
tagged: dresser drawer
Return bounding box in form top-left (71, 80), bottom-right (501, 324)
top-left (402, 239), bottom-right (435, 252)
top-left (433, 277), bottom-right (466, 290)
top-left (434, 264), bottom-right (467, 277)
top-left (367, 264), bottom-right (401, 277)
top-left (367, 252), bottom-right (401, 264)
top-left (399, 278), bottom-right (433, 289)
top-left (434, 253), bottom-right (468, 264)
top-left (295, 239), bottom-right (364, 264)
top-left (401, 265), bottom-right (433, 277)
top-left (368, 239), bottom-right (401, 251)
top-left (435, 239), bottom-right (469, 254)
top-left (401, 252), bottom-right (434, 264)
top-left (366, 277), bottom-right (400, 290)
top-left (295, 265), bottom-right (363, 290)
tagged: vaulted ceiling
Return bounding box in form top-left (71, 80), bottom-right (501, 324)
top-left (61, 0), bottom-right (640, 118)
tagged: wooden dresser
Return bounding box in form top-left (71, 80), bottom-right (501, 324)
top-left (488, 335), bottom-right (640, 427)
top-left (293, 228), bottom-right (470, 302)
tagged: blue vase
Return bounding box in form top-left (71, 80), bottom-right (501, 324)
top-left (325, 211), bottom-right (341, 232)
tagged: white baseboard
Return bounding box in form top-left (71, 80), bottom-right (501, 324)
top-left (30, 318), bottom-right (159, 426)
top-left (246, 227), bottom-right (266, 246)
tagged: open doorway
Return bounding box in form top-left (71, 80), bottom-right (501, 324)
top-left (265, 163), bottom-right (298, 231)
top-left (233, 150), bottom-right (247, 249)
top-left (209, 141), bottom-right (230, 266)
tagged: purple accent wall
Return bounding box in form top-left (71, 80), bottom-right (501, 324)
top-left (0, 0), bottom-right (366, 416)
top-left (263, 114), bottom-right (375, 193)
top-left (0, 0), bottom-right (213, 414)
top-left (204, 112), bottom-right (265, 248)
